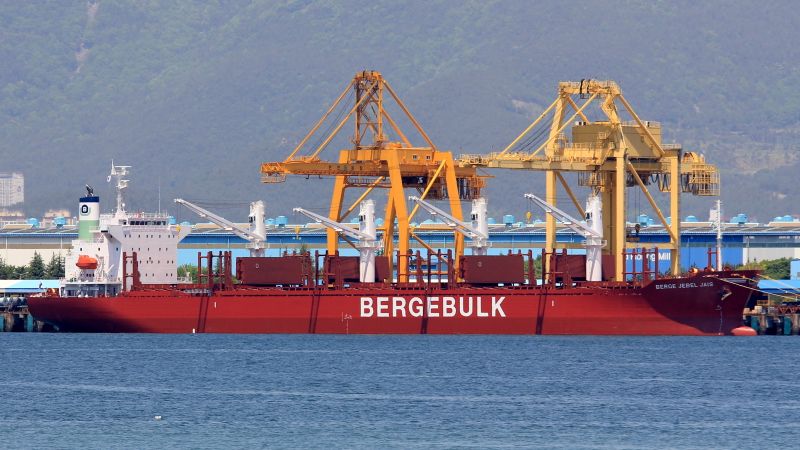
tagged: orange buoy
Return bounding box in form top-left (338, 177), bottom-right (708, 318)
top-left (731, 326), bottom-right (757, 336)
top-left (76, 255), bottom-right (98, 270)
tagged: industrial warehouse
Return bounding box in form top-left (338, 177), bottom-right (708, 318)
top-left (0, 212), bottom-right (798, 274)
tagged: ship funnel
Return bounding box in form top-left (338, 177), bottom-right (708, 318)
top-left (78, 192), bottom-right (100, 240)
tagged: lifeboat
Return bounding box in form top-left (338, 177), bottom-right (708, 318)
top-left (76, 255), bottom-right (98, 270)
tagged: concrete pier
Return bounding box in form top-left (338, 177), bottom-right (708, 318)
top-left (1, 308), bottom-right (53, 332)
top-left (743, 309), bottom-right (800, 335)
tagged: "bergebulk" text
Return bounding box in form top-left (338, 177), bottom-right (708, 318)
top-left (360, 296), bottom-right (506, 318)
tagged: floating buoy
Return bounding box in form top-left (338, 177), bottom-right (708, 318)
top-left (731, 326), bottom-right (757, 336)
top-left (154, 415), bottom-right (163, 420)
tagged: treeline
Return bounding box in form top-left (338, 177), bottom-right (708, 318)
top-left (740, 258), bottom-right (793, 280)
top-left (0, 252), bottom-right (65, 280)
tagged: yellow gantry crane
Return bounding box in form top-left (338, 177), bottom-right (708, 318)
top-left (261, 71), bottom-right (489, 280)
top-left (459, 79), bottom-right (719, 280)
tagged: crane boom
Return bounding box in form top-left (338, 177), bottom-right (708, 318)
top-left (174, 199), bottom-right (266, 256)
top-left (293, 208), bottom-right (372, 241)
top-left (409, 196), bottom-right (490, 255)
top-left (526, 193), bottom-right (606, 281)
top-left (408, 196), bottom-right (487, 239)
top-left (524, 194), bottom-right (602, 238)
top-left (294, 200), bottom-right (380, 282)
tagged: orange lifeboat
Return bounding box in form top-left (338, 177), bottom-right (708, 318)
top-left (76, 255), bottom-right (98, 270)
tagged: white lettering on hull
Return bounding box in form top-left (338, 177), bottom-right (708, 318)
top-left (360, 296), bottom-right (506, 318)
top-left (655, 281), bottom-right (714, 290)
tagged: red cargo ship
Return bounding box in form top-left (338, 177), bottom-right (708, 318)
top-left (29, 245), bottom-right (759, 335)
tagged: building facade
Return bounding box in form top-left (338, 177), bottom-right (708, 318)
top-left (0, 173), bottom-right (24, 207)
top-left (1, 221), bottom-right (800, 275)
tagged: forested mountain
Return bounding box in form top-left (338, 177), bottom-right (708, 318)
top-left (1, 0), bottom-right (799, 223)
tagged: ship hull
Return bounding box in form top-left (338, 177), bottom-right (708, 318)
top-left (29, 273), bottom-right (757, 335)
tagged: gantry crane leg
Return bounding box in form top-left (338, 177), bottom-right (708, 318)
top-left (386, 151), bottom-right (410, 281)
top-left (545, 170), bottom-right (558, 282)
top-left (613, 154), bottom-right (627, 281)
top-left (327, 154), bottom-right (350, 255)
top-left (443, 154), bottom-right (465, 266)
top-left (383, 193), bottom-right (397, 260)
top-left (669, 153), bottom-right (681, 275)
top-left (601, 173), bottom-right (613, 275)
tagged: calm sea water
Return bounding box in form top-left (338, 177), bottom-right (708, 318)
top-left (0, 334), bottom-right (797, 449)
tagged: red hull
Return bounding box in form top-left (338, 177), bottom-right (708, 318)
top-left (29, 272), bottom-right (758, 335)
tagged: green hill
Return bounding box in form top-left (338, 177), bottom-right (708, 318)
top-left (1, 0), bottom-right (799, 223)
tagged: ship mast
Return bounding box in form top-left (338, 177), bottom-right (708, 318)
top-left (109, 161), bottom-right (130, 218)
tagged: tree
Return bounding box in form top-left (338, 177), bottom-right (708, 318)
top-left (26, 252), bottom-right (46, 279)
top-left (739, 257), bottom-right (792, 280)
top-left (177, 264), bottom-right (198, 283)
top-left (763, 258), bottom-right (791, 280)
top-left (522, 255), bottom-right (542, 281)
top-left (45, 254), bottom-right (65, 279)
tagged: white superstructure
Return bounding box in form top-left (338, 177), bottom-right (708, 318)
top-left (61, 163), bottom-right (191, 297)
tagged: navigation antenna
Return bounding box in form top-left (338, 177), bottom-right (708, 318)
top-left (109, 160), bottom-right (131, 218)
